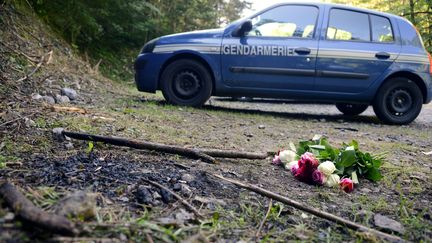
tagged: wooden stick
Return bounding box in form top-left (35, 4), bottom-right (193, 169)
top-left (199, 148), bottom-right (269, 160)
top-left (0, 112), bottom-right (36, 128)
top-left (62, 131), bottom-right (216, 163)
top-left (15, 54), bottom-right (45, 82)
top-left (0, 182), bottom-right (78, 236)
top-left (62, 130), bottom-right (269, 161)
top-left (211, 174), bottom-right (402, 242)
top-left (142, 179), bottom-right (204, 220)
top-left (255, 199), bottom-right (272, 239)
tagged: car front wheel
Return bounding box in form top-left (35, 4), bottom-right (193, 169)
top-left (336, 103), bottom-right (368, 116)
top-left (161, 59), bottom-right (212, 107)
top-left (373, 77), bottom-right (423, 125)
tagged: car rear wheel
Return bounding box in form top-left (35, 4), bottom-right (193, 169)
top-left (161, 59), bottom-right (212, 107)
top-left (336, 103), bottom-right (368, 116)
top-left (373, 77), bottom-right (423, 125)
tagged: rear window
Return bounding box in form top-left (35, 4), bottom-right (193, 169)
top-left (371, 15), bottom-right (394, 42)
top-left (327, 9), bottom-right (370, 41)
top-left (327, 9), bottom-right (395, 43)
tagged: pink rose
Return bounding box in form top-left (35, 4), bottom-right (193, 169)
top-left (339, 178), bottom-right (354, 193)
top-left (291, 164), bottom-right (299, 175)
top-left (312, 170), bottom-right (326, 185)
top-left (272, 155), bottom-right (282, 165)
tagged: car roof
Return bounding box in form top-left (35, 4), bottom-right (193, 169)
top-left (251, 2), bottom-right (402, 21)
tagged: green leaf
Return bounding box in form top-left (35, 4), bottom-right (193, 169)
top-left (309, 145), bottom-right (326, 150)
top-left (86, 141), bottom-right (94, 154)
top-left (289, 142), bottom-right (297, 153)
top-left (339, 146), bottom-right (356, 167)
top-left (350, 140), bottom-right (359, 150)
top-left (351, 171), bottom-right (359, 184)
top-left (365, 167), bottom-right (383, 182)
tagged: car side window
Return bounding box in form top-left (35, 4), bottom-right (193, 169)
top-left (327, 9), bottom-right (370, 42)
top-left (371, 15), bottom-right (394, 42)
top-left (248, 5), bottom-right (318, 38)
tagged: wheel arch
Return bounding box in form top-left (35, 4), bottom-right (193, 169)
top-left (379, 71), bottom-right (427, 103)
top-left (158, 52), bottom-right (216, 94)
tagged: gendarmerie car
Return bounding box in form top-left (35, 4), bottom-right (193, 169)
top-left (135, 2), bottom-right (432, 125)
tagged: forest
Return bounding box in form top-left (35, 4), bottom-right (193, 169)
top-left (24, 0), bottom-right (432, 81)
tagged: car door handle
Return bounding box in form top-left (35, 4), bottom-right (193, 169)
top-left (375, 52), bottom-right (391, 59)
top-left (295, 47), bottom-right (311, 55)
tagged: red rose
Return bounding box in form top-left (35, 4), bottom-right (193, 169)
top-left (339, 178), bottom-right (354, 193)
top-left (294, 152), bottom-right (319, 184)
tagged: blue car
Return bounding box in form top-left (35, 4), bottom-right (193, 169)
top-left (134, 3), bottom-right (432, 125)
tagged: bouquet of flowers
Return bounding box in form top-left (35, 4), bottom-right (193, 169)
top-left (272, 135), bottom-right (385, 193)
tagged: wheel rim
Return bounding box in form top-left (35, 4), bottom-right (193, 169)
top-left (386, 88), bottom-right (413, 116)
top-left (173, 70), bottom-right (201, 98)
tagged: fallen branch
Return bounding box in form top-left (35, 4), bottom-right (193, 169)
top-left (0, 182), bottom-right (78, 236)
top-left (51, 105), bottom-right (87, 114)
top-left (255, 199), bottom-right (272, 239)
top-left (199, 148), bottom-right (269, 160)
top-left (142, 179), bottom-right (204, 220)
top-left (62, 130), bottom-right (269, 161)
top-left (0, 112), bottom-right (36, 128)
top-left (62, 131), bottom-right (216, 163)
top-left (15, 54), bottom-right (45, 82)
top-left (211, 174), bottom-right (402, 242)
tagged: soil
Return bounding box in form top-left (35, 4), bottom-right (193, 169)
top-left (1, 4), bottom-right (431, 242)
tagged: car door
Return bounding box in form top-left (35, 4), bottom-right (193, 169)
top-left (316, 8), bottom-right (400, 93)
top-left (221, 4), bottom-right (320, 91)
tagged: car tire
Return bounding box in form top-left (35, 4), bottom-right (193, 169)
top-left (336, 103), bottom-right (368, 116)
top-left (161, 59), bottom-right (212, 107)
top-left (373, 77), bottom-right (423, 125)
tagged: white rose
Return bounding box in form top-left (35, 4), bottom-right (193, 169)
top-left (279, 150), bottom-right (297, 163)
top-left (317, 161), bottom-right (336, 176)
top-left (285, 160), bottom-right (298, 170)
top-left (325, 174), bottom-right (340, 187)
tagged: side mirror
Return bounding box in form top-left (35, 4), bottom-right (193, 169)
top-left (232, 20), bottom-right (252, 37)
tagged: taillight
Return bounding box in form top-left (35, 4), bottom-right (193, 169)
top-left (428, 52), bottom-right (432, 75)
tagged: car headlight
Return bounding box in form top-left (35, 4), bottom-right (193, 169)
top-left (141, 38), bottom-right (159, 53)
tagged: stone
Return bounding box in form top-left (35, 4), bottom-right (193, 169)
top-left (31, 93), bottom-right (42, 100)
top-left (41, 95), bottom-right (55, 104)
top-left (181, 173), bottom-right (195, 183)
top-left (175, 209), bottom-right (194, 224)
top-left (65, 142), bottom-right (74, 150)
top-left (55, 94), bottom-right (70, 104)
top-left (24, 118), bottom-right (36, 127)
top-left (160, 188), bottom-right (173, 203)
top-left (152, 191), bottom-right (162, 200)
top-left (61, 87), bottom-right (78, 100)
top-left (52, 127), bottom-right (65, 141)
top-left (258, 125), bottom-right (265, 129)
top-left (360, 188), bottom-right (372, 193)
top-left (180, 184), bottom-right (193, 197)
top-left (135, 186), bottom-right (153, 205)
top-left (374, 214), bottom-right (405, 234)
top-left (3, 212), bottom-right (15, 222)
top-left (54, 191), bottom-right (97, 220)
top-left (173, 183), bottom-right (182, 191)
top-left (119, 197), bottom-right (129, 203)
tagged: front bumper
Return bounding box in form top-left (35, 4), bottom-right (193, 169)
top-left (134, 53), bottom-right (167, 93)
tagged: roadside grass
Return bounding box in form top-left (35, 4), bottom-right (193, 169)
top-left (2, 81), bottom-right (431, 241)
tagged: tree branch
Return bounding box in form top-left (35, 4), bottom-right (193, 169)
top-left (211, 174), bottom-right (402, 242)
top-left (0, 182), bottom-right (79, 236)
